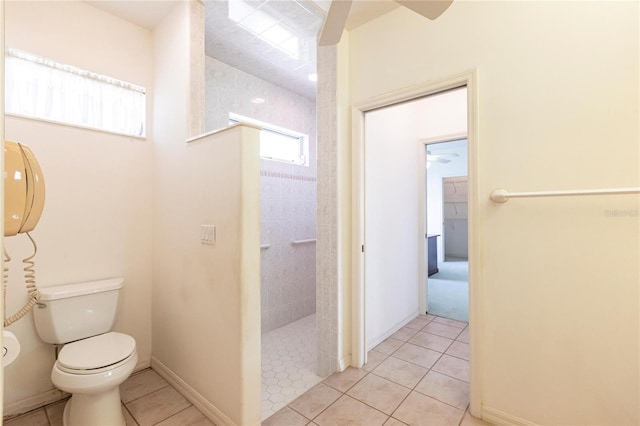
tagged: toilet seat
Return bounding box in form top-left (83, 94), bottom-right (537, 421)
top-left (57, 332), bottom-right (136, 375)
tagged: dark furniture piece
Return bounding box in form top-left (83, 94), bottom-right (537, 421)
top-left (427, 234), bottom-right (440, 276)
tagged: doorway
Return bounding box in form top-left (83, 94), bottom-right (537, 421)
top-left (425, 140), bottom-right (469, 322)
top-left (351, 71), bottom-right (480, 415)
top-left (361, 87), bottom-right (468, 351)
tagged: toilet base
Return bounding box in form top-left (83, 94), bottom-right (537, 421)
top-left (63, 386), bottom-right (125, 426)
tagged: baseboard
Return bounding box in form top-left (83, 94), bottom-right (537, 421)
top-left (366, 309), bottom-right (419, 351)
top-left (3, 387), bottom-right (69, 418)
top-left (151, 356), bottom-right (236, 426)
top-left (135, 355), bottom-right (151, 372)
top-left (339, 354), bottom-right (352, 371)
top-left (482, 406), bottom-right (540, 426)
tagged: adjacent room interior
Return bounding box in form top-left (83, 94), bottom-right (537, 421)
top-left (426, 139), bottom-right (469, 322)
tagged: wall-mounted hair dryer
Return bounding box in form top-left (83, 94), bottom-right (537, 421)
top-left (3, 140), bottom-right (46, 326)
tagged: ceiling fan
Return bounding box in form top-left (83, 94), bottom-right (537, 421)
top-left (426, 150), bottom-right (459, 168)
top-left (318, 0), bottom-right (454, 46)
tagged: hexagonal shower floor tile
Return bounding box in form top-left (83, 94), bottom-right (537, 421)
top-left (261, 314), bottom-right (324, 420)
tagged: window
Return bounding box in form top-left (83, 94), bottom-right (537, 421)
top-left (229, 114), bottom-right (308, 166)
top-left (5, 48), bottom-right (146, 137)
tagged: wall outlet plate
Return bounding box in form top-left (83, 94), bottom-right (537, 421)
top-left (200, 225), bottom-right (216, 245)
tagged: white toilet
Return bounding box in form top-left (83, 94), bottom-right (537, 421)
top-left (33, 278), bottom-right (138, 426)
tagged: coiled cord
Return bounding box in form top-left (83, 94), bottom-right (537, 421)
top-left (4, 232), bottom-right (41, 327)
top-left (3, 247), bottom-right (10, 318)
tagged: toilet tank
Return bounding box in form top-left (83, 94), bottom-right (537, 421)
top-left (33, 278), bottom-right (124, 344)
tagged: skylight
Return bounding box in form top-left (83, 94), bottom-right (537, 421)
top-left (228, 0), bottom-right (300, 59)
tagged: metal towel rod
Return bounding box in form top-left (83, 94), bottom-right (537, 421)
top-left (491, 187), bottom-right (640, 203)
top-left (291, 239), bottom-right (316, 246)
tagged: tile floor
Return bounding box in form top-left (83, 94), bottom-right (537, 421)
top-left (261, 314), bottom-right (325, 420)
top-left (4, 368), bottom-right (213, 426)
top-left (5, 314), bottom-right (491, 426)
top-left (265, 314), bottom-right (491, 426)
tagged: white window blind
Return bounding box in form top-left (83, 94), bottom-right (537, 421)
top-left (5, 48), bottom-right (146, 137)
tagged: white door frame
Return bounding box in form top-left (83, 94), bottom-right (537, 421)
top-left (351, 70), bottom-right (481, 416)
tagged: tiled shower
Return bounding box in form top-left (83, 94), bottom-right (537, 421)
top-left (204, 46), bottom-right (320, 421)
top-left (260, 169), bottom-right (316, 333)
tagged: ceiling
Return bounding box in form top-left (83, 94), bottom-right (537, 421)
top-left (85, 0), bottom-right (401, 100)
top-left (204, 0), bottom-right (325, 100)
top-left (85, 1), bottom-right (179, 30)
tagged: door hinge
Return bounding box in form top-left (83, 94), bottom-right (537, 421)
top-left (361, 244), bottom-right (365, 253)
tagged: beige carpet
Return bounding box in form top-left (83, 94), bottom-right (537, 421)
top-left (427, 260), bottom-right (468, 322)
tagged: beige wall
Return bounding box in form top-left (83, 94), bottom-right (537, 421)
top-left (151, 3), bottom-right (261, 425)
top-left (3, 0), bottom-right (153, 414)
top-left (347, 2), bottom-right (639, 425)
top-left (1, 0), bottom-right (6, 419)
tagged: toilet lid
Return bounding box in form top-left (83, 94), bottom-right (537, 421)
top-left (58, 332), bottom-right (136, 371)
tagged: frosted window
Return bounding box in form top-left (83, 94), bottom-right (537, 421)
top-left (230, 115), bottom-right (308, 166)
top-left (5, 48), bottom-right (146, 137)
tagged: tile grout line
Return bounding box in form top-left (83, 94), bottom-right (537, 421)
top-left (281, 315), bottom-right (469, 425)
top-left (149, 404), bottom-right (195, 426)
top-left (121, 380), bottom-right (172, 405)
top-left (365, 319), bottom-right (470, 418)
top-left (458, 403), bottom-right (472, 426)
top-left (147, 403), bottom-right (195, 426)
top-left (123, 404), bottom-right (140, 426)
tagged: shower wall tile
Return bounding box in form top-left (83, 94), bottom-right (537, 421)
top-left (316, 45), bottom-right (338, 377)
top-left (205, 56), bottom-right (317, 176)
top-left (259, 170), bottom-right (317, 333)
top-left (205, 55), bottom-right (317, 334)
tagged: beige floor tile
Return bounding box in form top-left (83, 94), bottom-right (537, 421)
top-left (262, 406), bottom-right (309, 426)
top-left (391, 326), bottom-right (419, 342)
top-left (124, 406), bottom-right (138, 426)
top-left (347, 374), bottom-right (410, 415)
top-left (392, 343), bottom-right (442, 369)
top-left (373, 338), bottom-right (404, 355)
top-left (155, 406), bottom-right (214, 426)
top-left (405, 317), bottom-right (430, 331)
top-left (323, 367), bottom-right (368, 392)
top-left (372, 356), bottom-right (428, 388)
top-left (408, 331), bottom-right (453, 352)
top-left (288, 383), bottom-right (341, 420)
top-left (363, 350), bottom-right (388, 372)
top-left (4, 409), bottom-right (49, 426)
top-left (433, 317), bottom-right (467, 329)
top-left (314, 395), bottom-right (388, 426)
top-left (432, 355), bottom-right (470, 382)
top-left (384, 417), bottom-right (408, 426)
top-left (414, 371), bottom-right (469, 409)
top-left (445, 341), bottom-right (470, 360)
top-left (121, 368), bottom-right (170, 403)
top-left (393, 392), bottom-right (464, 426)
top-left (44, 399), bottom-right (68, 426)
top-left (423, 322), bottom-right (464, 339)
top-left (126, 386), bottom-right (191, 426)
top-left (460, 408), bottom-right (493, 425)
top-left (457, 328), bottom-right (470, 343)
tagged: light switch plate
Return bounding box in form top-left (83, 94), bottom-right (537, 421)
top-left (200, 225), bottom-right (216, 245)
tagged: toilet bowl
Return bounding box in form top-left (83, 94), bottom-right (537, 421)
top-left (52, 332), bottom-right (137, 426)
top-left (32, 279), bottom-right (138, 426)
